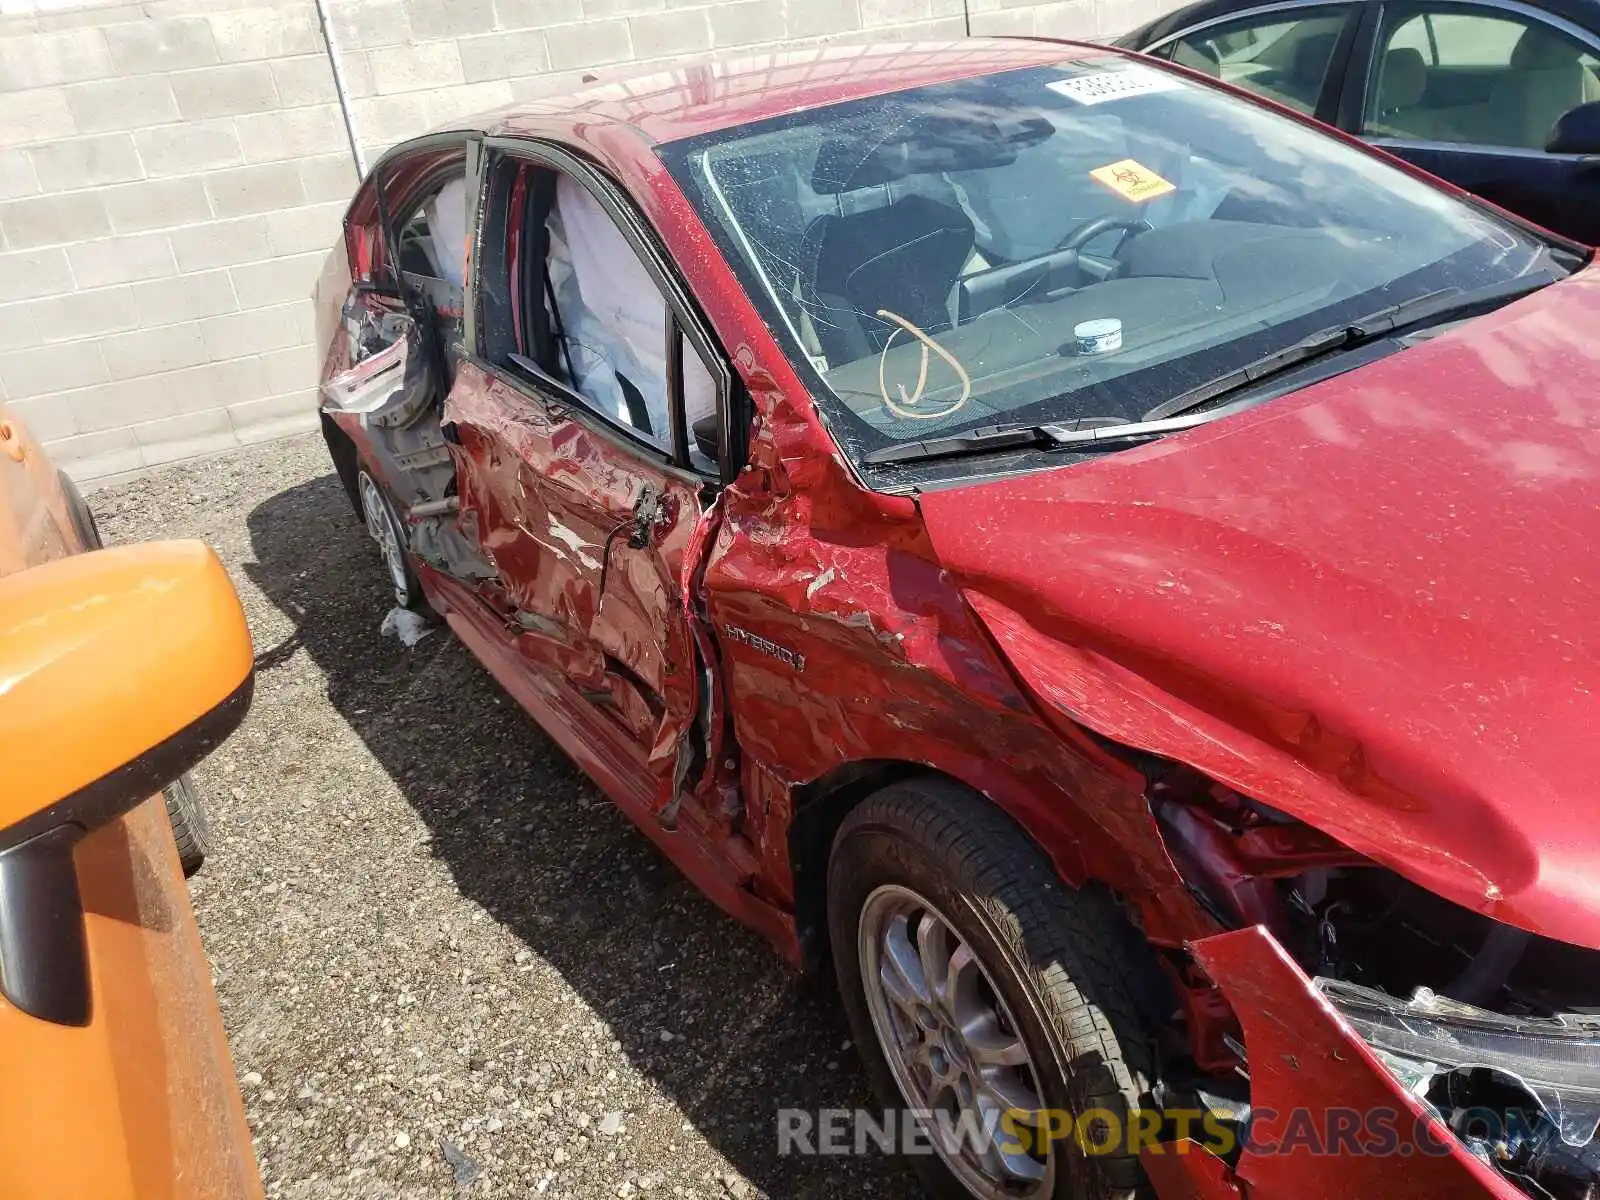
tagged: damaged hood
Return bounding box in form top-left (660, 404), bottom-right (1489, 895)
top-left (919, 267), bottom-right (1600, 950)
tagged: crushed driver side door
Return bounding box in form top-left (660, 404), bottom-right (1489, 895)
top-left (445, 142), bottom-right (737, 830)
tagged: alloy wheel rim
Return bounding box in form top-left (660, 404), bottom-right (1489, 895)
top-left (358, 473), bottom-right (409, 604)
top-left (858, 884), bottom-right (1055, 1198)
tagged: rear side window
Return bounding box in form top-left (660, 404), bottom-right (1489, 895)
top-left (1162, 6), bottom-right (1351, 113)
top-left (396, 176), bottom-right (468, 289)
top-left (1364, 7), bottom-right (1600, 149)
top-left (388, 165), bottom-right (469, 370)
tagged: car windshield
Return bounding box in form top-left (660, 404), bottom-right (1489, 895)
top-left (658, 54), bottom-right (1568, 468)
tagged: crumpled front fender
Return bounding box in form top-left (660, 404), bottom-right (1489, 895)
top-left (1141, 926), bottom-right (1524, 1200)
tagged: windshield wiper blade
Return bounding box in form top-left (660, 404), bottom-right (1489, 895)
top-left (1343, 272), bottom-right (1555, 338)
top-left (862, 423), bottom-right (1058, 465)
top-left (864, 416), bottom-right (1151, 465)
top-left (1037, 409), bottom-right (1231, 450)
top-left (865, 412), bottom-right (1224, 465)
top-left (1143, 273), bottom-right (1556, 423)
top-left (1142, 322), bottom-right (1357, 422)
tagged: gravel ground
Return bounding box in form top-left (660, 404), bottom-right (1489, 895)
top-left (93, 433), bottom-right (919, 1200)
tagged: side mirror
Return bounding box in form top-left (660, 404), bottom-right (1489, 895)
top-left (0, 541), bottom-right (253, 1025)
top-left (691, 411), bottom-right (722, 469)
top-left (1545, 100), bottom-right (1600, 156)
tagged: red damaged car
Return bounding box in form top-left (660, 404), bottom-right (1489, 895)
top-left (313, 39), bottom-right (1600, 1200)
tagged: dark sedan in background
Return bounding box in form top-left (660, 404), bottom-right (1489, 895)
top-left (1119, 0), bottom-right (1600, 242)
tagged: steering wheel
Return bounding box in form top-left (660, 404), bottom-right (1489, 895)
top-left (1057, 216), bottom-right (1153, 253)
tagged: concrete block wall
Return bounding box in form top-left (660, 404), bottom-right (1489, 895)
top-left (0, 0), bottom-right (1169, 483)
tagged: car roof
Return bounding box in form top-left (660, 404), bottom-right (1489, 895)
top-left (1121, 0), bottom-right (1600, 48)
top-left (467, 38), bottom-right (1114, 145)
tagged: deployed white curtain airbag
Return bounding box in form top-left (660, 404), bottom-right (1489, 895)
top-left (546, 175), bottom-right (670, 444)
top-left (424, 176), bottom-right (468, 288)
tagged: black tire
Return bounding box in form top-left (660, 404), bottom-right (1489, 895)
top-left (356, 467), bottom-right (426, 611)
top-left (828, 778), bottom-right (1166, 1200)
top-left (58, 469), bottom-right (103, 550)
top-left (163, 772), bottom-right (212, 878)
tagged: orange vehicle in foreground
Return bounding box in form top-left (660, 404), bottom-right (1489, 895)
top-left (0, 403), bottom-right (262, 1199)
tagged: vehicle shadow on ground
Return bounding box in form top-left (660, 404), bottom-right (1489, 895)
top-left (245, 471), bottom-right (920, 1199)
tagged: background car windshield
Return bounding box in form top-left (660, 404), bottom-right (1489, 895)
top-left (659, 54), bottom-right (1559, 466)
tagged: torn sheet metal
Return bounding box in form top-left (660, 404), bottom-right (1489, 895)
top-left (1140, 1140), bottom-right (1241, 1200)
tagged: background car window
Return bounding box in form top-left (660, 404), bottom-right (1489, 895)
top-left (1163, 8), bottom-right (1350, 113)
top-left (1365, 8), bottom-right (1600, 148)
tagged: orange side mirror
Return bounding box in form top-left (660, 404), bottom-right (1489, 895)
top-left (0, 541), bottom-right (253, 1023)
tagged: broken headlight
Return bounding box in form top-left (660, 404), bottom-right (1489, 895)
top-left (1318, 977), bottom-right (1600, 1195)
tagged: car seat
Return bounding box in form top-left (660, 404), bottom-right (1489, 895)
top-left (1370, 46), bottom-right (1430, 137)
top-left (799, 160), bottom-right (975, 364)
top-left (1281, 31), bottom-right (1338, 111)
top-left (1488, 26), bottom-right (1600, 148)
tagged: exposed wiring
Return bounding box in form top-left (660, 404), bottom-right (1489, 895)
top-left (875, 309), bottom-right (972, 421)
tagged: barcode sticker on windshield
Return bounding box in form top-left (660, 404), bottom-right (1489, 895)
top-left (1047, 66), bottom-right (1182, 105)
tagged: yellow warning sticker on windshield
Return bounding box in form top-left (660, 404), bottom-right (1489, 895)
top-left (1089, 158), bottom-right (1176, 203)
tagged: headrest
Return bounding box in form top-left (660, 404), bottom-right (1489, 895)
top-left (1511, 26), bottom-right (1581, 71)
top-left (1378, 47), bottom-right (1427, 110)
top-left (832, 184), bottom-right (895, 218)
top-left (1291, 33), bottom-right (1337, 84)
top-left (1171, 39), bottom-right (1221, 77)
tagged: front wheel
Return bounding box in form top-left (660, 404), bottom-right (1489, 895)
top-left (828, 779), bottom-right (1165, 1200)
